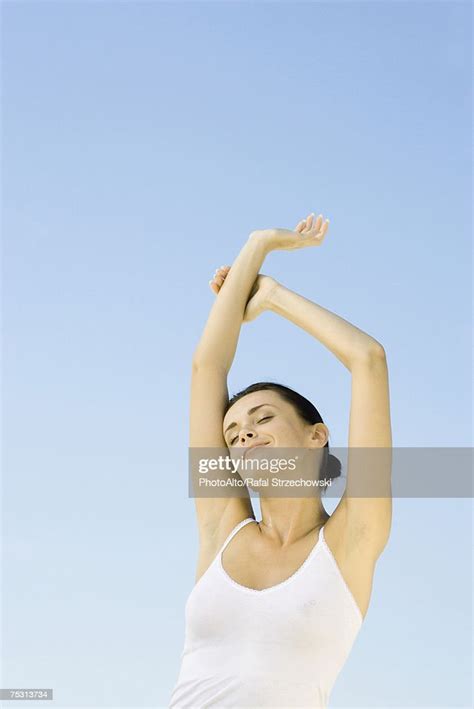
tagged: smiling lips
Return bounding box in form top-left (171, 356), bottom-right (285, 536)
top-left (243, 442), bottom-right (269, 458)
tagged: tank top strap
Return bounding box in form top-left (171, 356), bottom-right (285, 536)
top-left (218, 517), bottom-right (256, 556)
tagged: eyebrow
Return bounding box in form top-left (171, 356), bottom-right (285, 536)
top-left (224, 404), bottom-right (278, 436)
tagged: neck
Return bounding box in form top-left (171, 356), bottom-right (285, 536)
top-left (257, 496), bottom-right (330, 547)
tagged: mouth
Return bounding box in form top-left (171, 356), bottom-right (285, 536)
top-left (243, 442), bottom-right (269, 458)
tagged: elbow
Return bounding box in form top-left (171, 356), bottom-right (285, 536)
top-left (192, 355), bottom-right (209, 371)
top-left (369, 342), bottom-right (387, 360)
top-left (353, 342), bottom-right (387, 367)
top-left (192, 355), bottom-right (228, 374)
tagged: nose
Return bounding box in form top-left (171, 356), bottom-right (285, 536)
top-left (239, 430), bottom-right (256, 445)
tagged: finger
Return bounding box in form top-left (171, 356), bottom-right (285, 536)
top-left (306, 213), bottom-right (315, 229)
top-left (315, 220), bottom-right (329, 240)
top-left (308, 215), bottom-right (325, 237)
top-left (211, 273), bottom-right (225, 282)
top-left (313, 214), bottom-right (323, 230)
top-left (212, 278), bottom-right (226, 293)
top-left (297, 220), bottom-right (307, 233)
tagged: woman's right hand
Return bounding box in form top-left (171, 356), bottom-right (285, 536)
top-left (209, 266), bottom-right (278, 322)
top-left (249, 212), bottom-right (330, 253)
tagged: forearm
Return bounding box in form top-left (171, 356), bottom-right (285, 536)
top-left (267, 284), bottom-right (384, 371)
top-left (193, 235), bottom-right (267, 372)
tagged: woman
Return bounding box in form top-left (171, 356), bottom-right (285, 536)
top-left (169, 213), bottom-right (392, 708)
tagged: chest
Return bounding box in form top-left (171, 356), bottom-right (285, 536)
top-left (212, 523), bottom-right (374, 620)
top-left (221, 532), bottom-right (318, 591)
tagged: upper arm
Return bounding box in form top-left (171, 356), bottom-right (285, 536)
top-left (189, 361), bottom-right (253, 547)
top-left (340, 347), bottom-right (393, 559)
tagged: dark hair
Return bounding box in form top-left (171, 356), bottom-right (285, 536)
top-left (225, 381), bottom-right (342, 493)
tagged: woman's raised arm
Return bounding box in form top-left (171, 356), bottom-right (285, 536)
top-left (193, 213), bottom-right (330, 371)
top-left (190, 231), bottom-right (274, 544)
top-left (192, 234), bottom-right (269, 373)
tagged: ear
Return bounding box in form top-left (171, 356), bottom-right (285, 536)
top-left (308, 423), bottom-right (329, 447)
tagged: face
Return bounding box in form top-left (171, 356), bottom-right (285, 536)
top-left (222, 389), bottom-right (328, 452)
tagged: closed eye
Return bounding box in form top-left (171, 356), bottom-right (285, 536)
top-left (229, 416), bottom-right (273, 445)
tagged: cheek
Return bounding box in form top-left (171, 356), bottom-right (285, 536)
top-left (273, 424), bottom-right (294, 440)
top-left (276, 423), bottom-right (305, 444)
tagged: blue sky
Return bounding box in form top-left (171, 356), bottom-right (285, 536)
top-left (2, 1), bottom-right (472, 708)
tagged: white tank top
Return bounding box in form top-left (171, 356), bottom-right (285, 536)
top-left (168, 517), bottom-right (363, 708)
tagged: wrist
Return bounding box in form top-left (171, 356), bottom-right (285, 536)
top-left (266, 281), bottom-right (285, 310)
top-left (248, 230), bottom-right (273, 257)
